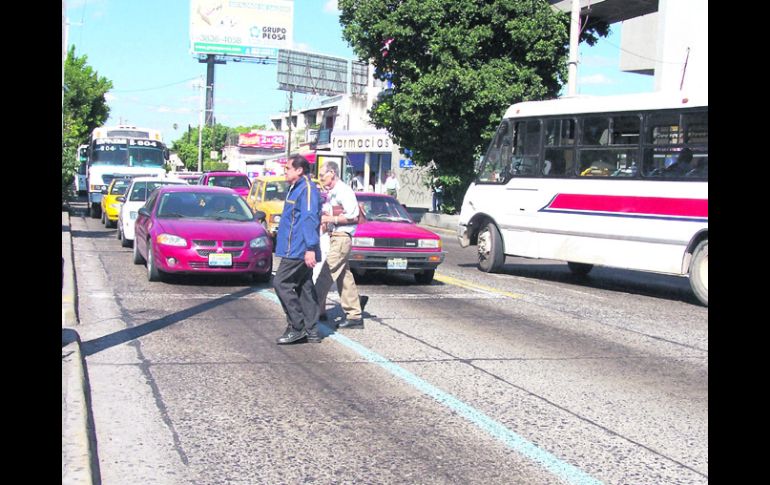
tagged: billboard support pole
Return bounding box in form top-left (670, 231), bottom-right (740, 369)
top-left (205, 55), bottom-right (215, 126)
top-left (286, 90), bottom-right (293, 158)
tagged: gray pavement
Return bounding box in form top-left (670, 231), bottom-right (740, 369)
top-left (62, 208), bottom-right (99, 485)
top-left (60, 203), bottom-right (457, 485)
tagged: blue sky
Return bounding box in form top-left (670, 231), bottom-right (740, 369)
top-left (64, 0), bottom-right (653, 143)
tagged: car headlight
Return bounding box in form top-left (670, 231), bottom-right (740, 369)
top-left (418, 239), bottom-right (441, 248)
top-left (156, 234), bottom-right (187, 247)
top-left (271, 214), bottom-right (281, 223)
top-left (352, 237), bottom-right (374, 247)
top-left (110, 203), bottom-right (121, 209)
top-left (250, 236), bottom-right (269, 249)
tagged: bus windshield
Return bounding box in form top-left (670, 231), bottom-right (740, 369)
top-left (129, 145), bottom-right (165, 168)
top-left (91, 143), bottom-right (128, 166)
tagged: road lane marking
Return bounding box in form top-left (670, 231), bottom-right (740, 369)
top-left (435, 273), bottom-right (524, 299)
top-left (86, 291), bottom-right (503, 300)
top-left (257, 288), bottom-right (602, 485)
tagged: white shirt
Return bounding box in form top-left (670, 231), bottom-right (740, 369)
top-left (326, 179), bottom-right (360, 235)
top-left (385, 175), bottom-right (400, 191)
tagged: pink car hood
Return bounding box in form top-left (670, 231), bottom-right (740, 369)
top-left (154, 218), bottom-right (266, 242)
top-left (353, 221), bottom-right (440, 240)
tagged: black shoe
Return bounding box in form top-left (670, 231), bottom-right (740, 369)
top-left (306, 332), bottom-right (322, 343)
top-left (319, 313), bottom-right (328, 321)
top-left (276, 328), bottom-right (307, 344)
top-left (359, 295), bottom-right (369, 313)
top-left (338, 318), bottom-right (364, 329)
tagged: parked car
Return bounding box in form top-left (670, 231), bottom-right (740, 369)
top-left (131, 185), bottom-right (272, 283)
top-left (198, 171), bottom-right (251, 198)
top-left (349, 193), bottom-right (445, 284)
top-left (117, 176), bottom-right (187, 247)
top-left (100, 177), bottom-right (132, 228)
top-left (245, 175), bottom-right (289, 240)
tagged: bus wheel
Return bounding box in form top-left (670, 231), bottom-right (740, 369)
top-left (567, 262), bottom-right (593, 277)
top-left (478, 222), bottom-right (504, 273)
top-left (689, 240), bottom-right (708, 306)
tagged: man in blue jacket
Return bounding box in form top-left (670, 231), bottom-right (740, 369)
top-left (273, 155), bottom-right (323, 344)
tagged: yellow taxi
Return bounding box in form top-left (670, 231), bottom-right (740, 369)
top-left (100, 177), bottom-right (132, 228)
top-left (246, 175), bottom-right (289, 239)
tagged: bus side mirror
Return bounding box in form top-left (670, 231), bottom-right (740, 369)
top-left (163, 148), bottom-right (170, 160)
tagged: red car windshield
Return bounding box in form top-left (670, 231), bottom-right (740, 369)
top-left (356, 196), bottom-right (412, 223)
top-left (207, 175), bottom-right (250, 189)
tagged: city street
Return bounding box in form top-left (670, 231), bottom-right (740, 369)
top-left (67, 200), bottom-right (707, 485)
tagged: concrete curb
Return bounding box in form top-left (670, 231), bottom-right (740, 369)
top-left (62, 209), bottom-right (99, 485)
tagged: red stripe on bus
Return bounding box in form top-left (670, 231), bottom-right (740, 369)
top-left (547, 194), bottom-right (708, 218)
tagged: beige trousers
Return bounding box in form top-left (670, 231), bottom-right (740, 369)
top-left (314, 233), bottom-right (362, 319)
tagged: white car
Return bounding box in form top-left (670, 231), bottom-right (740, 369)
top-left (117, 176), bottom-right (187, 247)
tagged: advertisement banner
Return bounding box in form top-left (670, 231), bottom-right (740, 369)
top-left (190, 0), bottom-right (293, 58)
top-left (238, 132), bottom-right (286, 149)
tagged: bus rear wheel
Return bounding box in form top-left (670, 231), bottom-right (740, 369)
top-left (478, 222), bottom-right (504, 273)
top-left (689, 240), bottom-right (708, 306)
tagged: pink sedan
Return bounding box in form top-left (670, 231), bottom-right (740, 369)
top-left (350, 193), bottom-right (445, 284)
top-left (132, 185), bottom-right (273, 282)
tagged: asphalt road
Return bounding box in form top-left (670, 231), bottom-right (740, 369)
top-left (69, 201), bottom-right (708, 485)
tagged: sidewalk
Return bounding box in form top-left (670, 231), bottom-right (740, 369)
top-left (62, 207), bottom-right (99, 485)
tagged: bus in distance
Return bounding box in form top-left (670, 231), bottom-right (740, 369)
top-left (86, 125), bottom-right (169, 218)
top-left (457, 91), bottom-right (708, 306)
top-left (74, 144), bottom-right (88, 195)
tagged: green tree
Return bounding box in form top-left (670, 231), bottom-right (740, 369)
top-left (62, 46), bottom-right (113, 201)
top-left (339, 0), bottom-right (607, 212)
top-left (171, 123), bottom-right (267, 170)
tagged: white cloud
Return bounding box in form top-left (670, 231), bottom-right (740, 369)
top-left (104, 92), bottom-right (117, 102)
top-left (580, 74), bottom-right (614, 85)
top-left (323, 0), bottom-right (339, 13)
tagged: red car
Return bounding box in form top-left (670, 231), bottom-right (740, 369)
top-left (198, 171), bottom-right (252, 198)
top-left (350, 193), bottom-right (445, 284)
top-left (132, 185), bottom-right (273, 282)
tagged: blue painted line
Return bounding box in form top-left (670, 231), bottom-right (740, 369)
top-left (258, 287), bottom-right (603, 485)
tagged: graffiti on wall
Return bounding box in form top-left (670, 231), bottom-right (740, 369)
top-left (397, 166), bottom-right (431, 208)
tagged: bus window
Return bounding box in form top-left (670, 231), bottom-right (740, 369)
top-left (478, 120), bottom-right (511, 183)
top-left (580, 149), bottom-right (639, 177)
top-left (544, 118), bottom-right (575, 176)
top-left (510, 120), bottom-right (541, 176)
top-left (581, 117), bottom-right (610, 145)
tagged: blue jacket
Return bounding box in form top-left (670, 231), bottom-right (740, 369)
top-left (275, 175), bottom-right (321, 260)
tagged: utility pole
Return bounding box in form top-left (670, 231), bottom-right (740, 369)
top-left (197, 77), bottom-right (205, 172)
top-left (567, 0), bottom-right (580, 96)
top-left (286, 91), bottom-right (293, 158)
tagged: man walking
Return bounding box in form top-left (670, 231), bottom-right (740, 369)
top-left (315, 161), bottom-right (366, 329)
top-left (273, 155), bottom-right (323, 344)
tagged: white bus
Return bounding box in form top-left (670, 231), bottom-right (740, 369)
top-left (457, 91), bottom-right (708, 306)
top-left (86, 125), bottom-right (169, 218)
top-left (74, 144), bottom-right (89, 195)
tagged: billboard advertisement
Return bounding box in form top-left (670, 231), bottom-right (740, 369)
top-left (190, 0), bottom-right (294, 59)
top-left (238, 131), bottom-right (286, 149)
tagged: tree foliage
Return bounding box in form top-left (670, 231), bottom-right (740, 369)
top-left (339, 0), bottom-right (608, 212)
top-left (62, 46), bottom-right (113, 201)
top-left (171, 123), bottom-right (266, 170)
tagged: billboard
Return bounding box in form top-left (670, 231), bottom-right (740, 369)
top-left (238, 131), bottom-right (286, 149)
top-left (190, 0), bottom-right (294, 59)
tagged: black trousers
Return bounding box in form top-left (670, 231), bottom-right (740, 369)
top-left (273, 257), bottom-right (319, 333)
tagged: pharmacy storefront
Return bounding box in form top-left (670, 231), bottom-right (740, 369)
top-left (331, 130), bottom-right (430, 208)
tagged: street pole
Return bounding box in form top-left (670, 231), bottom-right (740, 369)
top-left (286, 90), bottom-right (293, 158)
top-left (567, 0), bottom-right (580, 96)
top-left (197, 77), bottom-right (204, 172)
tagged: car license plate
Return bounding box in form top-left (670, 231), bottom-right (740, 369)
top-left (387, 258), bottom-right (408, 270)
top-left (208, 253), bottom-right (232, 267)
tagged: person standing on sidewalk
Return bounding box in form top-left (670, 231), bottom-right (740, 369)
top-left (314, 161), bottom-right (367, 329)
top-left (273, 155), bottom-right (323, 344)
top-left (384, 170), bottom-right (400, 199)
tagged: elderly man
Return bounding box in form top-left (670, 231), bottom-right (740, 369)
top-left (315, 161), bottom-right (367, 329)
